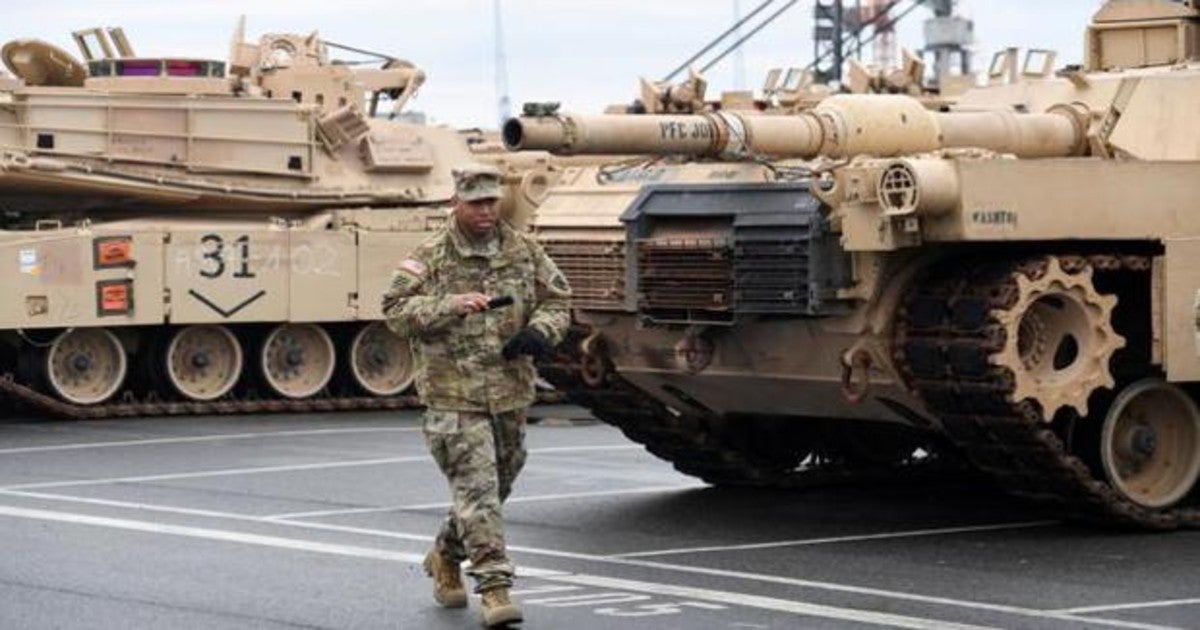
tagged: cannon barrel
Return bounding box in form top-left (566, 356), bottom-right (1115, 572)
top-left (503, 94), bottom-right (1088, 160)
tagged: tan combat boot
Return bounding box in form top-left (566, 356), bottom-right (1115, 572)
top-left (480, 586), bottom-right (523, 627)
top-left (423, 549), bottom-right (467, 608)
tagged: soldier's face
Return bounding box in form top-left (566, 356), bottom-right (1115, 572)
top-left (454, 196), bottom-right (500, 239)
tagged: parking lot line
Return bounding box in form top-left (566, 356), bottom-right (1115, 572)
top-left (509, 585), bottom-right (584, 596)
top-left (0, 445), bottom-right (640, 492)
top-left (0, 503), bottom-right (1003, 630)
top-left (531, 445), bottom-right (643, 454)
top-left (0, 488), bottom-right (436, 543)
top-left (611, 521), bottom-right (1059, 557)
top-left (1055, 598), bottom-right (1200, 614)
top-left (389, 484), bottom-right (707, 513)
top-left (0, 455), bottom-right (432, 491)
top-left (544, 573), bottom-right (999, 630)
top-left (0, 427), bottom-right (422, 455)
top-left (0, 488), bottom-right (1169, 630)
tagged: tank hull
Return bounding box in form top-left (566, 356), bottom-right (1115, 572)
top-left (584, 313), bottom-right (925, 425)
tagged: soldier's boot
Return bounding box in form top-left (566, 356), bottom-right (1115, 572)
top-left (423, 549), bottom-right (467, 608)
top-left (480, 586), bottom-right (523, 627)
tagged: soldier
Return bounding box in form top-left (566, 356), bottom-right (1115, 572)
top-left (382, 163), bottom-right (571, 627)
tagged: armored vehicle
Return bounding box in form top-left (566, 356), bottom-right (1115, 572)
top-left (0, 24), bottom-right (490, 417)
top-left (506, 0), bottom-right (1200, 528)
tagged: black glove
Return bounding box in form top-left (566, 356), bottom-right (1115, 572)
top-left (502, 327), bottom-right (552, 360)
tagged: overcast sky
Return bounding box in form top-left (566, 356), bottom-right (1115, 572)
top-left (1, 0), bottom-right (1104, 127)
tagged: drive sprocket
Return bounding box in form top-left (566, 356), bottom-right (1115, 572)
top-left (989, 256), bottom-right (1125, 418)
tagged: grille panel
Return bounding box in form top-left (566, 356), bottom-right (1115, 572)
top-left (543, 239), bottom-right (625, 310)
top-left (638, 238), bottom-right (733, 311)
top-left (734, 240), bottom-right (812, 312)
top-left (619, 182), bottom-right (852, 323)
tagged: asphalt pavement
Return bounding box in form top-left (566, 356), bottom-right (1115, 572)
top-left (0, 407), bottom-right (1197, 629)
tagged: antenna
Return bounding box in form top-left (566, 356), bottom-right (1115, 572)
top-left (732, 0), bottom-right (747, 89)
top-left (494, 0), bottom-right (512, 127)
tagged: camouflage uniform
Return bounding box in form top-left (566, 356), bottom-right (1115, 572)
top-left (382, 171), bottom-right (570, 592)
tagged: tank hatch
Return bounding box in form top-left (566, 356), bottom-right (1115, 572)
top-left (620, 183), bottom-right (851, 324)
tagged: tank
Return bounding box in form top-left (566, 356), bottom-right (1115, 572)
top-left (0, 23), bottom-right (520, 418)
top-left (508, 0), bottom-right (1200, 528)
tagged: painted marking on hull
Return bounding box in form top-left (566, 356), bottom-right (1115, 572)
top-left (187, 288), bottom-right (266, 318)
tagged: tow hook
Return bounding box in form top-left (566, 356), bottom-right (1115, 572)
top-left (840, 348), bottom-right (873, 404)
top-left (578, 331), bottom-right (608, 387)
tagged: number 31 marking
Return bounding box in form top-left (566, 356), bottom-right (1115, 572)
top-left (199, 234), bottom-right (256, 279)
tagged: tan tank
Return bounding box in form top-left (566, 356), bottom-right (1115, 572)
top-left (511, 0), bottom-right (1200, 528)
top-left (0, 23), bottom-right (517, 417)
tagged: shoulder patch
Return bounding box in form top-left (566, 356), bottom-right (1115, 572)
top-left (399, 258), bottom-right (427, 277)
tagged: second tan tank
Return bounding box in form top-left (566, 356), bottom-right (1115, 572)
top-left (511, 0), bottom-right (1200, 528)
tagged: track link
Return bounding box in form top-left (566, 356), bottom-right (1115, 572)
top-left (0, 373), bottom-right (421, 419)
top-left (0, 373), bottom-right (565, 420)
top-left (895, 254), bottom-right (1200, 529)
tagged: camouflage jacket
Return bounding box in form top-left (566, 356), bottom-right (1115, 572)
top-left (382, 221), bottom-right (571, 412)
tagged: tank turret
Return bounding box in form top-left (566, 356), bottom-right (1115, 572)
top-left (0, 23), bottom-right (457, 214)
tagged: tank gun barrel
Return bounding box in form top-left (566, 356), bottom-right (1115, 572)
top-left (504, 95), bottom-right (1088, 160)
top-left (505, 111), bottom-right (822, 157)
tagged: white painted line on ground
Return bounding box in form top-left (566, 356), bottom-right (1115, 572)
top-left (0, 489), bottom-right (435, 543)
top-left (1055, 598), bottom-right (1200, 614)
top-left (0, 503), bottom-right (435, 565)
top-left (524, 591), bottom-right (654, 607)
top-left (263, 504), bottom-right (418, 521)
top-left (0, 445), bottom-right (639, 492)
top-left (0, 503), bottom-right (1003, 630)
top-left (531, 445), bottom-right (642, 454)
top-left (508, 585), bottom-right (583, 597)
top-left (544, 574), bottom-right (995, 630)
top-left (0, 488), bottom-right (1169, 630)
top-left (382, 484), bottom-right (707, 514)
top-left (0, 427), bottom-right (421, 455)
top-left (0, 455), bottom-right (431, 491)
top-left (0, 489), bottom-right (297, 522)
top-left (566, 553), bottom-right (1170, 629)
top-left (612, 521), bottom-right (1059, 557)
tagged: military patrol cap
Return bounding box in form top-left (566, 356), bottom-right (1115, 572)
top-left (452, 163), bottom-right (503, 202)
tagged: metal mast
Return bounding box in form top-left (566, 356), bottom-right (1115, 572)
top-left (921, 0), bottom-right (973, 86)
top-left (494, 0), bottom-right (511, 126)
top-left (732, 0), bottom-right (747, 89)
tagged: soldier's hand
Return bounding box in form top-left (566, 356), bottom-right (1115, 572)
top-left (452, 292), bottom-right (491, 315)
top-left (502, 327), bottom-right (553, 361)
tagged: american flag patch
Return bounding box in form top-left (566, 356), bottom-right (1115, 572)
top-left (399, 258), bottom-right (427, 277)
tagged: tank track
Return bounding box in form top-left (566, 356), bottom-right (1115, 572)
top-left (896, 253), bottom-right (1200, 529)
top-left (540, 331), bottom-right (951, 489)
top-left (0, 372), bottom-right (564, 420)
top-left (0, 372), bottom-right (421, 420)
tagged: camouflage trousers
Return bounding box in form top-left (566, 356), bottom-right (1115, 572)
top-left (423, 408), bottom-right (527, 593)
